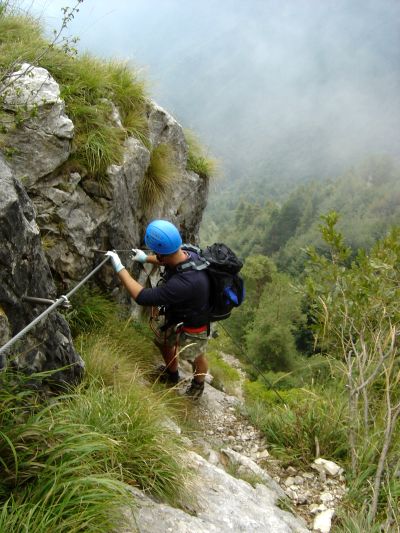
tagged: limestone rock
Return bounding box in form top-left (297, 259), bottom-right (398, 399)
top-left (221, 447), bottom-right (286, 498)
top-left (147, 101), bottom-right (188, 170)
top-left (1, 63), bottom-right (73, 187)
top-left (0, 156), bottom-right (83, 383)
top-left (32, 171), bottom-right (110, 283)
top-left (108, 137), bottom-right (150, 250)
top-left (1, 62), bottom-right (209, 327)
top-left (313, 509), bottom-right (334, 533)
top-left (311, 459), bottom-right (344, 478)
top-left (122, 451), bottom-right (309, 533)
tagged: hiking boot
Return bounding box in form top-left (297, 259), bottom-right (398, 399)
top-left (185, 379), bottom-right (205, 400)
top-left (154, 365), bottom-right (180, 385)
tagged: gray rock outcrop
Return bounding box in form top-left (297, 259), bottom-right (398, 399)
top-left (123, 451), bottom-right (308, 532)
top-left (1, 64), bottom-right (208, 288)
top-left (1, 63), bottom-right (74, 187)
top-left (0, 156), bottom-right (83, 382)
top-left (0, 63), bottom-right (209, 380)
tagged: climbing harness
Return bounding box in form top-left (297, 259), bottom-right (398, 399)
top-left (0, 255), bottom-right (111, 356)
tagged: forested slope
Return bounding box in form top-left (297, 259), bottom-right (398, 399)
top-left (203, 155), bottom-right (400, 274)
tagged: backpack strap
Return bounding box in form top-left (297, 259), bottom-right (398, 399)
top-left (177, 259), bottom-right (209, 272)
top-left (181, 243), bottom-right (202, 254)
top-left (176, 247), bottom-right (209, 272)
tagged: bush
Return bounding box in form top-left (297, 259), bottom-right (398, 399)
top-left (246, 355), bottom-right (334, 389)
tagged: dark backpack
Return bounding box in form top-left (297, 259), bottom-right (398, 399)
top-left (179, 243), bottom-right (245, 322)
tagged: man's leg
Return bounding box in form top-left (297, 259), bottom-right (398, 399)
top-left (193, 353), bottom-right (208, 383)
top-left (162, 344), bottom-right (179, 373)
top-left (184, 352), bottom-right (208, 399)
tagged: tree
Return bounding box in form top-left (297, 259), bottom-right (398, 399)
top-left (305, 213), bottom-right (400, 525)
top-left (245, 271), bottom-right (304, 372)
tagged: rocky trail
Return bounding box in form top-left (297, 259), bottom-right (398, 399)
top-left (122, 354), bottom-right (346, 533)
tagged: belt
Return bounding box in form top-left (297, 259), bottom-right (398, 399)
top-left (181, 325), bottom-right (208, 334)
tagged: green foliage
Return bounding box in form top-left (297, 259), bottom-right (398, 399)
top-left (0, 372), bottom-right (132, 532)
top-left (224, 254), bottom-right (276, 348)
top-left (65, 286), bottom-right (157, 374)
top-left (245, 271), bottom-right (305, 372)
top-left (140, 143), bottom-right (178, 210)
top-left (185, 130), bottom-right (216, 179)
top-left (245, 354), bottom-right (334, 390)
top-left (0, 302), bottom-right (193, 529)
top-left (304, 216), bottom-right (400, 525)
top-left (203, 156), bottom-right (400, 275)
top-left (244, 383), bottom-right (348, 464)
top-left (0, 10), bottom-right (148, 182)
top-left (64, 287), bottom-right (117, 337)
top-left (66, 382), bottom-right (190, 505)
top-left (207, 349), bottom-right (241, 395)
top-left (305, 217), bottom-right (400, 355)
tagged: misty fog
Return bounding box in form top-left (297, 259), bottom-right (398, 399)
top-left (21, 0), bottom-right (400, 184)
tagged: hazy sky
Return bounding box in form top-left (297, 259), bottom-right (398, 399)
top-left (19, 0), bottom-right (400, 183)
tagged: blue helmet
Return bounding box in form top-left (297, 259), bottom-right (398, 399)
top-left (144, 220), bottom-right (182, 255)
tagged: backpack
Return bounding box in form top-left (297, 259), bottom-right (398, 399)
top-left (179, 243), bottom-right (245, 322)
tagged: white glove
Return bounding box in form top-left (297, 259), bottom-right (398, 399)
top-left (106, 251), bottom-right (124, 273)
top-left (131, 248), bottom-right (147, 264)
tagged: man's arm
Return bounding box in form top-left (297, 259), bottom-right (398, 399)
top-left (106, 250), bottom-right (145, 301)
top-left (118, 268), bottom-right (144, 300)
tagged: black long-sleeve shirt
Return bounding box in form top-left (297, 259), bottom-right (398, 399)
top-left (136, 253), bottom-right (210, 327)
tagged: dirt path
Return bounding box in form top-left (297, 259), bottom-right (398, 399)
top-left (179, 355), bottom-right (346, 531)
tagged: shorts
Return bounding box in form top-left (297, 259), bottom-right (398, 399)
top-left (154, 324), bottom-right (209, 360)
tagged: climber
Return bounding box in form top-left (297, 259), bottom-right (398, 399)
top-left (106, 219), bottom-right (210, 399)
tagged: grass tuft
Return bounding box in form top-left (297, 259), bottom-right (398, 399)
top-left (140, 143), bottom-right (179, 210)
top-left (185, 129), bottom-right (216, 179)
top-left (0, 371), bottom-right (132, 532)
top-left (0, 11), bottom-right (148, 182)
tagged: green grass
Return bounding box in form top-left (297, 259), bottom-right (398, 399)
top-left (64, 286), bottom-right (118, 337)
top-left (244, 382), bottom-right (348, 465)
top-left (185, 129), bottom-right (216, 179)
top-left (67, 381), bottom-right (190, 504)
top-left (0, 288), bottom-right (194, 530)
top-left (0, 10), bottom-right (148, 182)
top-left (207, 349), bottom-right (241, 395)
top-left (0, 372), bottom-right (132, 532)
top-left (140, 143), bottom-right (179, 210)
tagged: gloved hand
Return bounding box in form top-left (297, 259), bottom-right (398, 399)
top-left (131, 248), bottom-right (147, 264)
top-left (105, 251), bottom-right (124, 273)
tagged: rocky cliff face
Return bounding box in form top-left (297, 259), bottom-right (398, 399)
top-left (0, 64), bottom-right (208, 381)
top-left (0, 155), bottom-right (83, 382)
